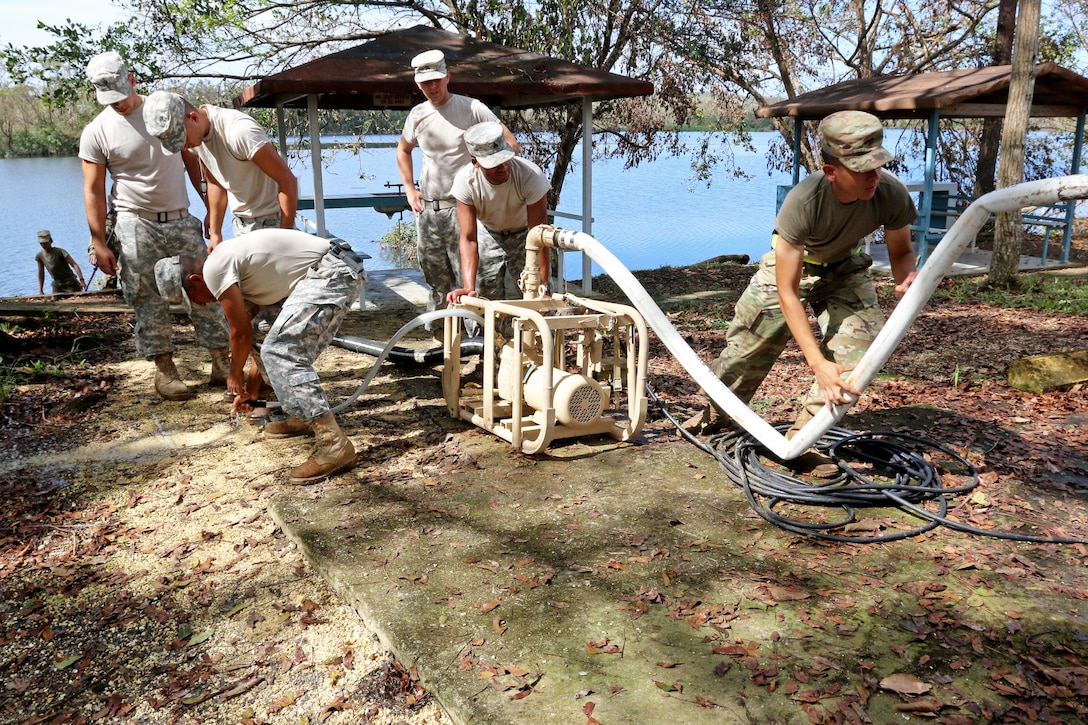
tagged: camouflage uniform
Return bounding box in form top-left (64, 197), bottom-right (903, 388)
top-left (711, 248), bottom-right (884, 422)
top-left (416, 207), bottom-right (462, 314)
top-left (476, 227), bottom-right (528, 300)
top-left (255, 252), bottom-right (366, 422)
top-left (115, 213), bottom-right (229, 358)
top-left (232, 214), bottom-right (282, 237)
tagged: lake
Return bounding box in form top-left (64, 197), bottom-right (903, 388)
top-left (1, 132), bottom-right (799, 298)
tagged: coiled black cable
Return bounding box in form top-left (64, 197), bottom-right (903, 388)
top-left (650, 385), bottom-right (1088, 545)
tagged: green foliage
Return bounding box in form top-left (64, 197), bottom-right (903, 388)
top-left (378, 220), bottom-right (418, 270)
top-left (935, 273), bottom-right (1088, 315)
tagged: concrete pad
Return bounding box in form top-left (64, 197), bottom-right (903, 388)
top-left (362, 268), bottom-right (432, 310)
top-left (270, 434), bottom-right (798, 724)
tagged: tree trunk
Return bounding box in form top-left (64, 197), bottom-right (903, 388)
top-left (974, 0), bottom-right (1018, 196)
top-left (988, 0), bottom-right (1041, 287)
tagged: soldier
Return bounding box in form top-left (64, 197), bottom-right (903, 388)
top-left (684, 111), bottom-right (919, 477)
top-left (179, 229), bottom-right (366, 483)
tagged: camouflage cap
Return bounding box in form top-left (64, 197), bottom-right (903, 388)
top-left (37, 230), bottom-right (53, 244)
top-left (142, 91), bottom-right (187, 154)
top-left (464, 121), bottom-right (514, 169)
top-left (412, 49), bottom-right (448, 82)
top-left (85, 51), bottom-right (132, 105)
top-left (819, 110), bottom-right (893, 173)
top-left (155, 256), bottom-right (191, 313)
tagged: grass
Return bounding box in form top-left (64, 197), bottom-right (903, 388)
top-left (934, 272), bottom-right (1088, 315)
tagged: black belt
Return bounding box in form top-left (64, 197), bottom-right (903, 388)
top-left (124, 209), bottom-right (189, 223)
top-left (488, 226), bottom-right (528, 236)
top-left (423, 198), bottom-right (456, 211)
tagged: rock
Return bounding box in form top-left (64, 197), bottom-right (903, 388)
top-left (698, 254), bottom-right (751, 266)
top-left (1007, 348), bottom-right (1088, 393)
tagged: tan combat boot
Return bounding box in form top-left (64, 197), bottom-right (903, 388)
top-left (289, 413), bottom-right (356, 484)
top-left (680, 399), bottom-right (730, 436)
top-left (208, 347), bottom-right (231, 387)
top-left (264, 416), bottom-right (314, 439)
top-left (153, 354), bottom-right (190, 401)
top-left (783, 413), bottom-right (839, 479)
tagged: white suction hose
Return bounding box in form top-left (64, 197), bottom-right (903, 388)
top-left (530, 174), bottom-right (1088, 459)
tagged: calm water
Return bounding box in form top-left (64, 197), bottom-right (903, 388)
top-left (1, 132), bottom-right (798, 297)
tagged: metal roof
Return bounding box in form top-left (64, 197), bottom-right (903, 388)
top-left (756, 63), bottom-right (1088, 120)
top-left (233, 25), bottom-right (655, 111)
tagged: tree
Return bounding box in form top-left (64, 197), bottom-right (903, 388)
top-left (987, 0), bottom-right (1041, 287)
top-left (974, 0), bottom-right (1017, 197)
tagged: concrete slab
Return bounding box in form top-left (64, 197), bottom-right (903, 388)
top-left (269, 434), bottom-right (809, 724)
top-left (358, 268), bottom-right (431, 311)
top-left (867, 243), bottom-right (1080, 276)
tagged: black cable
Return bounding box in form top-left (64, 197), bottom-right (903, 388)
top-left (648, 384), bottom-right (1088, 545)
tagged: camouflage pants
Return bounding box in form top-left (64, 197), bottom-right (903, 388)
top-left (476, 227), bottom-right (528, 301)
top-left (416, 207), bottom-right (462, 315)
top-left (115, 212), bottom-right (229, 359)
top-left (256, 252), bottom-right (366, 423)
top-left (232, 213), bottom-right (282, 237)
top-left (711, 250), bottom-right (884, 420)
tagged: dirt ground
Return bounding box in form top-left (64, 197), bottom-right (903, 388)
top-left (1, 235), bottom-right (1086, 724)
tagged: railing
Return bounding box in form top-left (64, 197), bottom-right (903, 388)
top-left (907, 183), bottom-right (1072, 265)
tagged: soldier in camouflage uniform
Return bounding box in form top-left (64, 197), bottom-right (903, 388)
top-left (179, 228), bottom-right (366, 484)
top-left (446, 121), bottom-right (552, 305)
top-left (79, 51), bottom-right (230, 401)
top-left (396, 49), bottom-right (519, 333)
top-left (684, 110), bottom-right (919, 476)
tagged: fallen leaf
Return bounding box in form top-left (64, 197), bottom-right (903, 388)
top-left (880, 673), bottom-right (932, 695)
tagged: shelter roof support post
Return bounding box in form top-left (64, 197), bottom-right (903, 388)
top-left (916, 108), bottom-right (941, 266)
top-left (792, 117), bottom-right (802, 185)
top-left (307, 94), bottom-right (327, 237)
top-left (580, 97), bottom-right (593, 294)
top-left (276, 104), bottom-right (292, 227)
top-left (276, 104), bottom-right (288, 158)
top-left (1060, 110), bottom-right (1086, 263)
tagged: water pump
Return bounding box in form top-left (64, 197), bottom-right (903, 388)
top-left (442, 226), bottom-right (648, 454)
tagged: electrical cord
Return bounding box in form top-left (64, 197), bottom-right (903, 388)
top-left (649, 385), bottom-right (1088, 545)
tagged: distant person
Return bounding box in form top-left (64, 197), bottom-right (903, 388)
top-left (683, 111), bottom-right (918, 477)
top-left (36, 230), bottom-right (86, 295)
top-left (178, 229), bottom-right (366, 483)
top-left (396, 48), bottom-right (519, 330)
top-left (79, 51), bottom-right (230, 401)
top-left (142, 91), bottom-right (297, 250)
top-left (446, 122), bottom-right (551, 304)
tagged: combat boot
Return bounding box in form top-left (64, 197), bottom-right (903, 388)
top-left (680, 399), bottom-right (730, 436)
top-left (289, 413), bottom-right (356, 484)
top-left (782, 413), bottom-right (839, 479)
top-left (264, 416), bottom-right (314, 439)
top-left (208, 347), bottom-right (231, 387)
top-left (153, 354), bottom-right (190, 401)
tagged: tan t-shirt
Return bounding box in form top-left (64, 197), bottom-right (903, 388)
top-left (401, 94), bottom-right (500, 200)
top-left (79, 98), bottom-right (190, 214)
top-left (451, 157), bottom-right (551, 232)
top-left (193, 105), bottom-right (281, 220)
top-left (202, 229), bottom-right (329, 306)
top-left (774, 170), bottom-right (917, 264)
